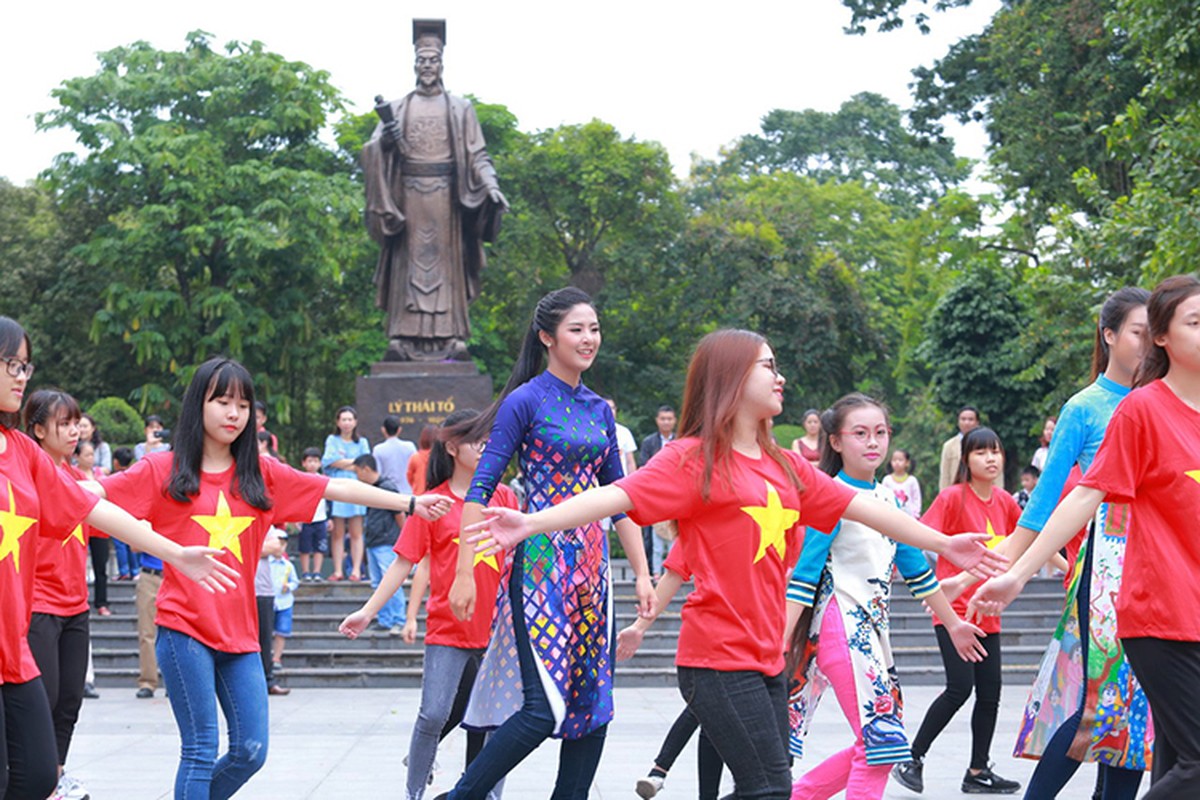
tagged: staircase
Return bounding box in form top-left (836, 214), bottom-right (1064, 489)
top-left (90, 563), bottom-right (1072, 689)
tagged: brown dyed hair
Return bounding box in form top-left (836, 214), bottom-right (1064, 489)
top-left (678, 329), bottom-right (801, 501)
top-left (1135, 274), bottom-right (1200, 387)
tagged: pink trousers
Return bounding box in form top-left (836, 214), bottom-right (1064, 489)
top-left (791, 597), bottom-right (892, 800)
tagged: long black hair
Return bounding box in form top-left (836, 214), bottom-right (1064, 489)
top-left (463, 286), bottom-right (595, 442)
top-left (817, 392), bottom-right (889, 477)
top-left (81, 413), bottom-right (105, 448)
top-left (1091, 286), bottom-right (1151, 380)
top-left (425, 408), bottom-right (482, 490)
top-left (0, 317), bottom-right (32, 430)
top-left (166, 357), bottom-right (271, 510)
top-left (954, 426), bottom-right (1003, 485)
top-left (23, 389), bottom-right (81, 453)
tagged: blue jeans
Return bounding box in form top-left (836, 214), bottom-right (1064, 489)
top-left (367, 544), bottom-right (407, 628)
top-left (447, 540), bottom-right (607, 800)
top-left (113, 538), bottom-right (140, 578)
top-left (678, 667), bottom-right (791, 800)
top-left (156, 626), bottom-right (269, 800)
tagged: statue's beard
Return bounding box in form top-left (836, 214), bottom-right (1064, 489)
top-left (415, 77), bottom-right (445, 95)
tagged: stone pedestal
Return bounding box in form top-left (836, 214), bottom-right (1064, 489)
top-left (355, 361), bottom-right (494, 443)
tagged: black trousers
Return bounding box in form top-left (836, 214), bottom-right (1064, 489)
top-left (653, 706), bottom-right (724, 800)
top-left (910, 627), bottom-right (1002, 769)
top-left (27, 610), bottom-right (89, 765)
top-left (256, 595), bottom-right (276, 688)
top-left (0, 678), bottom-right (58, 799)
top-left (1123, 637), bottom-right (1200, 799)
top-left (89, 537), bottom-right (109, 609)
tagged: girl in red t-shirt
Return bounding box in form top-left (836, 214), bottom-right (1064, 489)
top-left (97, 357), bottom-right (452, 799)
top-left (0, 317), bottom-right (235, 800)
top-left (24, 389), bottom-right (96, 800)
top-left (975, 275), bottom-right (1200, 797)
top-left (466, 329), bottom-right (1007, 799)
top-left (895, 427), bottom-right (1024, 794)
top-left (339, 409), bottom-right (517, 799)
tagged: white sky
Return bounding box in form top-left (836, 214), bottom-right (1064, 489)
top-left (1, 0), bottom-right (1001, 185)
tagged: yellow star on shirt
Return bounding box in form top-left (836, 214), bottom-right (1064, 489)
top-left (984, 518), bottom-right (1005, 549)
top-left (191, 491), bottom-right (255, 563)
top-left (454, 537), bottom-right (500, 573)
top-left (1186, 470), bottom-right (1200, 485)
top-left (62, 524), bottom-right (86, 549)
top-left (0, 482), bottom-right (37, 572)
top-left (742, 481), bottom-right (800, 564)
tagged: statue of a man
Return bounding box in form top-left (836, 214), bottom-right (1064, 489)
top-left (362, 20), bottom-right (507, 361)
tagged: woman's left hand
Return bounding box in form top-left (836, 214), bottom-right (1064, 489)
top-left (412, 494), bottom-right (453, 521)
top-left (464, 507), bottom-right (535, 555)
top-left (943, 532), bottom-right (1009, 580)
top-left (172, 547), bottom-right (240, 593)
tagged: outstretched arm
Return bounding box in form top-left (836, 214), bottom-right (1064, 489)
top-left (339, 554), bottom-right (415, 638)
top-left (465, 485), bottom-right (635, 553)
top-left (324, 478), bottom-right (451, 521)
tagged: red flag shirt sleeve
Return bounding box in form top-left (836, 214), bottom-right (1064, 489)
top-left (261, 457), bottom-right (329, 525)
top-left (1082, 381), bottom-right (1200, 640)
top-left (32, 462), bottom-right (94, 616)
top-left (0, 429), bottom-right (99, 681)
top-left (617, 439), bottom-right (854, 674)
top-left (396, 482), bottom-right (518, 649)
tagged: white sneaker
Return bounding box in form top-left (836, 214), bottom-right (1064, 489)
top-left (636, 775), bottom-right (665, 798)
top-left (51, 773), bottom-right (91, 800)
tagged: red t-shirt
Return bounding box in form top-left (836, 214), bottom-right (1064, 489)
top-left (0, 427), bottom-right (99, 682)
top-left (395, 482), bottom-right (518, 649)
top-left (102, 452), bottom-right (328, 652)
top-left (32, 462), bottom-right (92, 617)
top-left (922, 483), bottom-right (1021, 634)
top-left (617, 438), bottom-right (854, 675)
top-left (1080, 380), bottom-right (1200, 640)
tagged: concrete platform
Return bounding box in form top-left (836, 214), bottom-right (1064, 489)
top-left (67, 684), bottom-right (1147, 798)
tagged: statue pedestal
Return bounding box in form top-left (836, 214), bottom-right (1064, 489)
top-left (355, 361), bottom-right (494, 443)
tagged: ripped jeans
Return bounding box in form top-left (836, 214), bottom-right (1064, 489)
top-left (156, 626), bottom-right (269, 799)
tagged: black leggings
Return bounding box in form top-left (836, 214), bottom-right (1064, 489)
top-left (1124, 637), bottom-right (1200, 799)
top-left (910, 627), bottom-right (1002, 770)
top-left (89, 537), bottom-right (109, 609)
top-left (27, 611), bottom-right (89, 766)
top-left (652, 707), bottom-right (725, 800)
top-left (0, 678), bottom-right (58, 799)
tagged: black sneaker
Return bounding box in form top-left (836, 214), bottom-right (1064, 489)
top-left (962, 765), bottom-right (1021, 794)
top-left (892, 758), bottom-right (924, 793)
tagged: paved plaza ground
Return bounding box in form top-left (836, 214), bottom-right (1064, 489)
top-left (70, 684), bottom-right (1143, 798)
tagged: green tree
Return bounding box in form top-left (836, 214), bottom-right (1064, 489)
top-left (720, 92), bottom-right (968, 210)
top-left (35, 32), bottom-right (374, 454)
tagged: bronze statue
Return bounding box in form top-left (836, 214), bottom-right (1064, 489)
top-left (362, 19), bottom-right (507, 361)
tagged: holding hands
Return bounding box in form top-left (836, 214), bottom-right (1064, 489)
top-left (412, 494), bottom-right (454, 521)
top-left (943, 532), bottom-right (1009, 580)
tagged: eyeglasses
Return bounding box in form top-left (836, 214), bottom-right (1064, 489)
top-left (1, 358), bottom-right (35, 379)
top-left (756, 357), bottom-right (779, 377)
top-left (838, 426), bottom-right (892, 443)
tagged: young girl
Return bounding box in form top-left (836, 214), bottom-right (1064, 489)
top-left (892, 427), bottom-right (1023, 794)
top-left (77, 414), bottom-right (111, 475)
top-left (787, 393), bottom-right (985, 800)
top-left (791, 409), bottom-right (822, 464)
top-left (0, 316), bottom-right (233, 800)
top-left (323, 405), bottom-right (370, 581)
top-left (24, 390), bottom-right (97, 800)
top-left (973, 275), bottom-right (1200, 799)
top-left (946, 287), bottom-right (1152, 799)
top-left (466, 328), bottom-right (1006, 799)
top-left (341, 409), bottom-right (515, 799)
top-left (1031, 416), bottom-right (1056, 473)
top-left (97, 357), bottom-right (451, 798)
top-left (882, 448), bottom-right (922, 518)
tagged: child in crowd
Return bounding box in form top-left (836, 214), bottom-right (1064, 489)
top-left (341, 408), bottom-right (517, 799)
top-left (297, 446), bottom-right (329, 581)
top-left (881, 447), bottom-right (922, 518)
top-left (353, 453), bottom-right (408, 633)
top-left (892, 427), bottom-right (1023, 795)
top-left (1014, 465), bottom-right (1040, 510)
top-left (255, 528), bottom-right (290, 696)
top-left (787, 393), bottom-right (985, 800)
top-left (270, 536), bottom-right (299, 675)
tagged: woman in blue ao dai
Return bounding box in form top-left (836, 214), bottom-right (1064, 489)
top-left (439, 287), bottom-right (653, 800)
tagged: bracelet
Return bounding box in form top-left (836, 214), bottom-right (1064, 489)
top-left (408, 495), bottom-right (416, 515)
